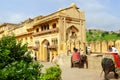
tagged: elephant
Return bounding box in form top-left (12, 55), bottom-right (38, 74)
top-left (71, 54), bottom-right (88, 68)
top-left (101, 57), bottom-right (119, 80)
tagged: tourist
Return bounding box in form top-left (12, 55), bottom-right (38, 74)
top-left (72, 47), bottom-right (81, 63)
top-left (87, 45), bottom-right (91, 55)
top-left (108, 45), bottom-right (119, 54)
top-left (112, 45), bottom-right (119, 54)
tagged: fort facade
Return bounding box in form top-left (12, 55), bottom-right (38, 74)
top-left (0, 3), bottom-right (86, 61)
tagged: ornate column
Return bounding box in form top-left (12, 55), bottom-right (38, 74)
top-left (63, 17), bottom-right (66, 41)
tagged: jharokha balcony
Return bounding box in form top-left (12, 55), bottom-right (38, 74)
top-left (33, 27), bottom-right (59, 36)
top-left (48, 45), bottom-right (57, 49)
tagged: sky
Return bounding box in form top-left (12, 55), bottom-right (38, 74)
top-left (0, 0), bottom-right (120, 31)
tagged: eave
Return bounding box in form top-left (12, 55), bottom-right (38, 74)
top-left (33, 27), bottom-right (59, 37)
top-left (16, 32), bottom-right (33, 38)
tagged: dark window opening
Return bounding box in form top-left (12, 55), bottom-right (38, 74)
top-left (52, 23), bottom-right (56, 28)
top-left (72, 32), bottom-right (75, 35)
top-left (41, 26), bottom-right (44, 31)
top-left (41, 24), bottom-right (49, 31)
top-left (46, 24), bottom-right (49, 30)
top-left (36, 28), bottom-right (39, 32)
top-left (51, 38), bottom-right (58, 45)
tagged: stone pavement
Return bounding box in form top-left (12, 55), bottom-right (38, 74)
top-left (41, 55), bottom-right (120, 80)
top-left (41, 62), bottom-right (104, 80)
top-left (61, 65), bottom-right (103, 80)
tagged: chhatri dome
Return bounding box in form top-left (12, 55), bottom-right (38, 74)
top-left (70, 3), bottom-right (79, 9)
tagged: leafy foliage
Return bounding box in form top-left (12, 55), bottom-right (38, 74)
top-left (40, 65), bottom-right (62, 80)
top-left (0, 60), bottom-right (43, 80)
top-left (0, 35), bottom-right (43, 80)
top-left (0, 35), bottom-right (62, 80)
top-left (86, 30), bottom-right (120, 42)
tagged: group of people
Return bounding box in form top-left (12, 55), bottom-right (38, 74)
top-left (71, 45), bottom-right (120, 68)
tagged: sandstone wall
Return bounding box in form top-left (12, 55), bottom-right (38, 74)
top-left (87, 40), bottom-right (120, 54)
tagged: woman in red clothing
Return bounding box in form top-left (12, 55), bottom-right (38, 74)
top-left (72, 48), bottom-right (81, 64)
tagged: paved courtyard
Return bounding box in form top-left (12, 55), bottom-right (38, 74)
top-left (41, 62), bottom-right (104, 80)
top-left (41, 55), bottom-right (120, 80)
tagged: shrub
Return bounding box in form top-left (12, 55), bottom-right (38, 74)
top-left (0, 35), bottom-right (62, 80)
top-left (0, 35), bottom-right (43, 80)
top-left (40, 65), bottom-right (62, 80)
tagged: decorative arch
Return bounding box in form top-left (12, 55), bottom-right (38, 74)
top-left (101, 40), bottom-right (107, 53)
top-left (115, 40), bottom-right (120, 52)
top-left (41, 39), bottom-right (50, 62)
top-left (66, 25), bottom-right (79, 33)
top-left (108, 40), bottom-right (114, 46)
top-left (66, 25), bottom-right (79, 40)
top-left (95, 41), bottom-right (100, 52)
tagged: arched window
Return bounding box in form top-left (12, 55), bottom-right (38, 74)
top-left (66, 26), bottom-right (78, 39)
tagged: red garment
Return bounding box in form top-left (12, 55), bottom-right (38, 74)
top-left (106, 52), bottom-right (120, 68)
top-left (111, 53), bottom-right (120, 68)
top-left (72, 52), bottom-right (80, 61)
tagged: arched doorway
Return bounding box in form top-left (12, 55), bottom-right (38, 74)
top-left (41, 39), bottom-right (50, 62)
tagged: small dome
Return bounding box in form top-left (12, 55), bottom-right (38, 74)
top-left (70, 3), bottom-right (76, 7)
top-left (70, 3), bottom-right (79, 9)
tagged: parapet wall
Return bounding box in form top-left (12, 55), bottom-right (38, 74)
top-left (87, 40), bottom-right (120, 54)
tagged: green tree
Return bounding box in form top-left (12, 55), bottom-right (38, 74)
top-left (117, 33), bottom-right (120, 37)
top-left (89, 30), bottom-right (93, 35)
top-left (0, 35), bottom-right (43, 80)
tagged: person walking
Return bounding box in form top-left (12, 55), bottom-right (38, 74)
top-left (87, 46), bottom-right (91, 55)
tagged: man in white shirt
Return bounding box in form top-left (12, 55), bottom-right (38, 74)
top-left (112, 46), bottom-right (119, 54)
top-left (87, 46), bottom-right (91, 55)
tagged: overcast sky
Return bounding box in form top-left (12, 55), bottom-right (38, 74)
top-left (0, 0), bottom-right (120, 31)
